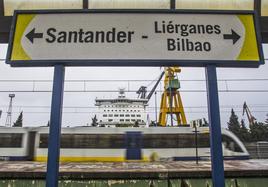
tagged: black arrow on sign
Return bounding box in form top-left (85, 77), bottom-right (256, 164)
top-left (223, 29), bottom-right (241, 45)
top-left (25, 28), bottom-right (43, 43)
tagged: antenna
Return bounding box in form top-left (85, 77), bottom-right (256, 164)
top-left (118, 88), bottom-right (126, 98)
top-left (5, 94), bottom-right (15, 127)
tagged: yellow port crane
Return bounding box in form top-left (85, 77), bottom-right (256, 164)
top-left (159, 67), bottom-right (187, 126)
top-left (243, 102), bottom-right (256, 126)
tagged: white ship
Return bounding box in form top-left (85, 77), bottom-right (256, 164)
top-left (95, 89), bottom-right (147, 127)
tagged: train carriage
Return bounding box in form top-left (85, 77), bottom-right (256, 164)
top-left (0, 126), bottom-right (249, 161)
top-left (0, 127), bottom-right (31, 161)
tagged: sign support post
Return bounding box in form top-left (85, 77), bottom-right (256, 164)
top-left (46, 65), bottom-right (65, 187)
top-left (206, 65), bottom-right (225, 187)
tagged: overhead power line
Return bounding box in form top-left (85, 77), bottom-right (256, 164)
top-left (0, 78), bottom-right (268, 82)
top-left (0, 104), bottom-right (268, 109)
top-left (3, 111), bottom-right (268, 114)
top-left (0, 89), bottom-right (268, 93)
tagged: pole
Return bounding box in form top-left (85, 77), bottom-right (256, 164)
top-left (205, 65), bottom-right (225, 187)
top-left (154, 91), bottom-right (157, 122)
top-left (170, 0), bottom-right (175, 126)
top-left (5, 94), bottom-right (15, 127)
top-left (168, 71), bottom-right (173, 126)
top-left (254, 0), bottom-right (261, 18)
top-left (46, 65), bottom-right (65, 187)
top-left (170, 0), bottom-right (176, 9)
top-left (194, 123), bottom-right (199, 165)
top-left (83, 0), bottom-right (89, 9)
top-left (10, 97), bottom-right (12, 125)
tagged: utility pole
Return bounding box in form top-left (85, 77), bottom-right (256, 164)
top-left (5, 94), bottom-right (15, 127)
top-left (193, 122), bottom-right (199, 165)
top-left (154, 91), bottom-right (157, 122)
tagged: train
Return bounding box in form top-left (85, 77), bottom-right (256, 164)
top-left (0, 126), bottom-right (249, 162)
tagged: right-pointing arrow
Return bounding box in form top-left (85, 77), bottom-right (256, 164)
top-left (223, 29), bottom-right (241, 45)
top-left (25, 28), bottom-right (43, 44)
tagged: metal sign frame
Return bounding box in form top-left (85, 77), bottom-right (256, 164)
top-left (6, 9), bottom-right (264, 68)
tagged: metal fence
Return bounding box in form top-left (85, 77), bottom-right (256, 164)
top-left (245, 141), bottom-right (268, 159)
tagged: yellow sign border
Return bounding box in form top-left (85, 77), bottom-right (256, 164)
top-left (11, 14), bottom-right (35, 61)
top-left (6, 10), bottom-right (264, 67)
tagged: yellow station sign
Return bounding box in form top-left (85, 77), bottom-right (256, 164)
top-left (6, 10), bottom-right (264, 67)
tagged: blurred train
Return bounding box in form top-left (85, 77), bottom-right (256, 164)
top-left (0, 126), bottom-right (249, 161)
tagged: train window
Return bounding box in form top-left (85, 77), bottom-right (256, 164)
top-left (39, 133), bottom-right (242, 151)
top-left (197, 133), bottom-right (210, 148)
top-left (143, 134), bottom-right (178, 148)
top-left (142, 133), bottom-right (241, 151)
top-left (222, 134), bottom-right (243, 152)
top-left (39, 134), bottom-right (124, 148)
top-left (177, 134), bottom-right (193, 148)
top-left (0, 133), bottom-right (23, 147)
top-left (143, 133), bottom-right (210, 148)
top-left (39, 134), bottom-right (49, 148)
top-left (61, 134), bottom-right (74, 148)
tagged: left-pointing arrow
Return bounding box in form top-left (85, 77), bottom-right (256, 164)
top-left (25, 28), bottom-right (43, 43)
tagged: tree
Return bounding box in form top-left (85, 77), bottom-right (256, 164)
top-left (250, 122), bottom-right (268, 142)
top-left (227, 109), bottom-right (268, 142)
top-left (133, 121), bottom-right (139, 127)
top-left (91, 115), bottom-right (98, 127)
top-left (265, 114), bottom-right (268, 125)
top-left (203, 118), bottom-right (209, 126)
top-left (239, 119), bottom-right (251, 142)
top-left (227, 109), bottom-right (241, 137)
top-left (13, 111), bottom-right (23, 127)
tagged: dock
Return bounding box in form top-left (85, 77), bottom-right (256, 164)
top-left (1, 159), bottom-right (268, 180)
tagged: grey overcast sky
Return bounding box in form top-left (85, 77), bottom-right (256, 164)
top-left (0, 44), bottom-right (267, 127)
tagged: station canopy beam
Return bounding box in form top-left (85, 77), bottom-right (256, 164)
top-left (0, 0), bottom-right (268, 43)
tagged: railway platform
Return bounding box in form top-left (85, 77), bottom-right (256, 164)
top-left (0, 159), bottom-right (268, 180)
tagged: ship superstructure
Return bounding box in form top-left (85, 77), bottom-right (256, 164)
top-left (95, 89), bottom-right (147, 127)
